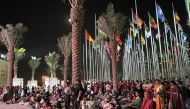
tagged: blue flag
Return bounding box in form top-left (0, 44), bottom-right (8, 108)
top-left (156, 4), bottom-right (165, 22)
top-left (127, 36), bottom-right (133, 49)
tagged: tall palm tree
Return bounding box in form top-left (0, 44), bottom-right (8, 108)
top-left (0, 23), bottom-right (27, 86)
top-left (28, 56), bottom-right (41, 80)
top-left (57, 33), bottom-right (72, 86)
top-left (14, 48), bottom-right (26, 78)
top-left (69, 0), bottom-right (84, 85)
top-left (45, 52), bottom-right (60, 78)
top-left (97, 3), bottom-right (127, 91)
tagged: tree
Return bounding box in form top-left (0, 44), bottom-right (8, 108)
top-left (97, 3), bottom-right (127, 91)
top-left (45, 52), bottom-right (60, 78)
top-left (14, 48), bottom-right (26, 78)
top-left (69, 0), bottom-right (84, 84)
top-left (57, 33), bottom-right (72, 86)
top-left (28, 56), bottom-right (41, 80)
top-left (0, 23), bottom-right (27, 86)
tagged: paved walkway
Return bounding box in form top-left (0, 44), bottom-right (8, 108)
top-left (0, 102), bottom-right (32, 109)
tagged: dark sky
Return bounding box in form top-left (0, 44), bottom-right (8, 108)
top-left (0, 0), bottom-right (189, 83)
top-left (0, 0), bottom-right (189, 57)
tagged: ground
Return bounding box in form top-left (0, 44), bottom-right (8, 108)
top-left (0, 102), bottom-right (32, 109)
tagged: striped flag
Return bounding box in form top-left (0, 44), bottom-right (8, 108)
top-left (86, 32), bottom-right (94, 43)
top-left (149, 15), bottom-right (158, 29)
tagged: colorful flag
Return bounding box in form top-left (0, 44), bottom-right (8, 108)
top-left (117, 45), bottom-right (121, 51)
top-left (86, 32), bottom-right (94, 43)
top-left (150, 15), bottom-right (158, 29)
top-left (175, 12), bottom-right (180, 24)
top-left (141, 36), bottom-right (145, 45)
top-left (156, 4), bottom-right (165, 22)
top-left (127, 36), bottom-right (133, 49)
top-left (116, 32), bottom-right (123, 46)
top-left (181, 32), bottom-right (187, 42)
top-left (98, 28), bottom-right (107, 38)
top-left (145, 26), bottom-right (151, 38)
top-left (130, 26), bottom-right (138, 37)
top-left (164, 23), bottom-right (170, 33)
top-left (155, 33), bottom-right (160, 39)
top-left (131, 9), bottom-right (144, 29)
top-left (178, 24), bottom-right (183, 32)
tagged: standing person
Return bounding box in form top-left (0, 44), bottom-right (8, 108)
top-left (168, 81), bottom-right (186, 109)
top-left (86, 94), bottom-right (95, 109)
top-left (80, 95), bottom-right (88, 109)
top-left (153, 80), bottom-right (165, 109)
top-left (141, 91), bottom-right (155, 109)
top-left (73, 80), bottom-right (83, 109)
top-left (64, 82), bottom-right (72, 109)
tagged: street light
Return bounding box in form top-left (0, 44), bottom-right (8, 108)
top-left (68, 18), bottom-right (71, 23)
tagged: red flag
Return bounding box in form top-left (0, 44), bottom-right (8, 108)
top-left (116, 32), bottom-right (123, 46)
top-left (86, 32), bottom-right (94, 43)
top-left (150, 15), bottom-right (158, 29)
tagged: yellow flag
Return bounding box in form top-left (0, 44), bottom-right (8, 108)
top-left (141, 36), bottom-right (145, 45)
top-left (175, 12), bottom-right (180, 24)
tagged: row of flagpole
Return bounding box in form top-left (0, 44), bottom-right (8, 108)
top-left (82, 14), bottom-right (111, 82)
top-left (123, 0), bottom-right (189, 81)
top-left (82, 0), bottom-right (190, 82)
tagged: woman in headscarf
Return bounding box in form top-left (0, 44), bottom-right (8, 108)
top-left (141, 90), bottom-right (155, 109)
top-left (168, 80), bottom-right (186, 109)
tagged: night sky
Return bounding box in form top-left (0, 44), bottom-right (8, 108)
top-left (0, 0), bottom-right (189, 83)
top-left (0, 0), bottom-right (189, 56)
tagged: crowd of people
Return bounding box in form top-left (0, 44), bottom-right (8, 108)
top-left (0, 77), bottom-right (190, 109)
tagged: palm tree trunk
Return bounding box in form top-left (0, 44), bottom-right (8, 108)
top-left (14, 63), bottom-right (18, 78)
top-left (110, 40), bottom-right (118, 91)
top-left (7, 49), bottom-right (14, 86)
top-left (31, 69), bottom-right (35, 80)
top-left (71, 22), bottom-right (82, 85)
top-left (64, 56), bottom-right (69, 87)
top-left (70, 4), bottom-right (84, 85)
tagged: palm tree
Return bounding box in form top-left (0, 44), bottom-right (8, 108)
top-left (0, 23), bottom-right (27, 86)
top-left (69, 0), bottom-right (85, 85)
top-left (45, 52), bottom-right (60, 78)
top-left (97, 3), bottom-right (127, 91)
top-left (57, 33), bottom-right (72, 86)
top-left (14, 48), bottom-right (26, 78)
top-left (28, 56), bottom-right (41, 80)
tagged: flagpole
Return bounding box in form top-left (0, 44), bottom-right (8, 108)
top-left (172, 3), bottom-right (182, 79)
top-left (155, 1), bottom-right (164, 79)
top-left (85, 30), bottom-right (89, 81)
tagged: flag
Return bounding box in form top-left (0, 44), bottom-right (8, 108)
top-left (92, 43), bottom-right (100, 49)
top-left (178, 24), bottom-right (183, 32)
top-left (165, 20), bottom-right (171, 33)
top-left (117, 45), bottom-right (121, 51)
top-left (98, 28), bottom-right (107, 38)
top-left (130, 26), bottom-right (138, 37)
top-left (86, 32), bottom-right (94, 43)
top-left (127, 36), bottom-right (133, 49)
top-left (181, 32), bottom-right (187, 42)
top-left (164, 23), bottom-right (170, 33)
top-left (156, 4), bottom-right (165, 22)
top-left (175, 12), bottom-right (180, 24)
top-left (150, 15), bottom-right (158, 29)
top-left (145, 26), bottom-right (151, 38)
top-left (131, 9), bottom-right (144, 29)
top-left (155, 33), bottom-right (160, 39)
top-left (141, 36), bottom-right (145, 45)
top-left (116, 32), bottom-right (123, 46)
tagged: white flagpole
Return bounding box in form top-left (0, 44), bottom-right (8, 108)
top-left (155, 1), bottom-right (164, 79)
